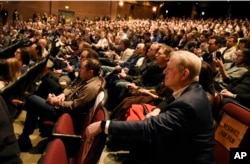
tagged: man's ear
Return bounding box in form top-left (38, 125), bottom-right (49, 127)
top-left (88, 69), bottom-right (94, 76)
top-left (182, 68), bottom-right (190, 81)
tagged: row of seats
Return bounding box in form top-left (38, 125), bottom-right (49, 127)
top-left (39, 88), bottom-right (109, 164)
top-left (41, 90), bottom-right (250, 164)
top-left (0, 40), bottom-right (23, 59)
top-left (0, 54), bottom-right (50, 118)
top-left (213, 95), bottom-right (250, 164)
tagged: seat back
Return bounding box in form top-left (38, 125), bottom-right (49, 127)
top-left (80, 90), bottom-right (106, 135)
top-left (53, 113), bottom-right (75, 135)
top-left (52, 88), bottom-right (106, 137)
top-left (75, 89), bottom-right (109, 164)
top-left (212, 92), bottom-right (223, 123)
top-left (214, 102), bottom-right (250, 164)
top-left (39, 138), bottom-right (68, 164)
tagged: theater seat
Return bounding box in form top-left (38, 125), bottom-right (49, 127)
top-left (53, 89), bottom-right (107, 136)
top-left (212, 92), bottom-right (223, 124)
top-left (41, 76), bottom-right (106, 135)
top-left (39, 138), bottom-right (68, 164)
top-left (75, 90), bottom-right (109, 164)
top-left (214, 102), bottom-right (250, 164)
top-left (40, 89), bottom-right (109, 164)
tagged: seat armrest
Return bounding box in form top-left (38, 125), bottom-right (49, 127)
top-left (52, 133), bottom-right (82, 139)
top-left (52, 133), bottom-right (83, 157)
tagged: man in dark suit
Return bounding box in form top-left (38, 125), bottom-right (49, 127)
top-left (86, 51), bottom-right (215, 164)
top-left (202, 35), bottom-right (222, 66)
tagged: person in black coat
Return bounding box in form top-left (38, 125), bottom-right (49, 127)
top-left (220, 70), bottom-right (250, 108)
top-left (86, 51), bottom-right (215, 164)
top-left (0, 96), bottom-right (22, 164)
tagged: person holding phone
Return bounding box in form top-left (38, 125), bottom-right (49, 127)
top-left (213, 48), bottom-right (250, 91)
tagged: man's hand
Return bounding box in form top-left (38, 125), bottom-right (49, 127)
top-left (118, 69), bottom-right (127, 79)
top-left (145, 108), bottom-right (161, 118)
top-left (56, 93), bottom-right (65, 102)
top-left (86, 121), bottom-right (102, 137)
top-left (47, 93), bottom-right (64, 106)
top-left (126, 83), bottom-right (138, 89)
top-left (138, 88), bottom-right (151, 95)
top-left (220, 89), bottom-right (234, 98)
top-left (212, 57), bottom-right (223, 68)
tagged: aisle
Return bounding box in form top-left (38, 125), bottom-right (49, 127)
top-left (13, 110), bottom-right (48, 164)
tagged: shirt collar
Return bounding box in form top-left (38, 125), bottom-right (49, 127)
top-left (172, 85), bottom-right (189, 99)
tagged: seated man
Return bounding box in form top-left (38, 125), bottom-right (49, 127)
top-left (87, 51), bottom-right (215, 164)
top-left (34, 48), bottom-right (99, 99)
top-left (107, 44), bottom-right (171, 110)
top-left (17, 58), bottom-right (102, 151)
top-left (101, 43), bottom-right (145, 75)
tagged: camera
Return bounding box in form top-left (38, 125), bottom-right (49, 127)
top-left (216, 51), bottom-right (222, 59)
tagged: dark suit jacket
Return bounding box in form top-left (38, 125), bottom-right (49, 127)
top-left (108, 82), bottom-right (215, 164)
top-left (0, 96), bottom-right (22, 164)
top-left (227, 71), bottom-right (250, 108)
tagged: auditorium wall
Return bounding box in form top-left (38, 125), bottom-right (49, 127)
top-left (2, 1), bottom-right (156, 23)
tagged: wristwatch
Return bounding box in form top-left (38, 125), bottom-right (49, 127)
top-left (100, 120), bottom-right (106, 132)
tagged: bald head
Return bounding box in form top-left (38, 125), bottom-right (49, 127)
top-left (38, 38), bottom-right (47, 48)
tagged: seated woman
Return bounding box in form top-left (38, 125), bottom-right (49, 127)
top-left (6, 57), bottom-right (24, 106)
top-left (213, 48), bottom-right (250, 92)
top-left (199, 61), bottom-right (215, 106)
top-left (14, 47), bottom-right (30, 74)
top-left (220, 48), bottom-right (250, 108)
top-left (6, 57), bottom-right (21, 82)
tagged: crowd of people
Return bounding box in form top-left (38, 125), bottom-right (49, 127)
top-left (0, 13), bottom-right (250, 163)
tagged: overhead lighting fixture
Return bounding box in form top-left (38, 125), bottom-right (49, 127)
top-left (152, 6), bottom-right (157, 12)
top-left (119, 1), bottom-right (124, 7)
top-left (65, 6), bottom-right (69, 9)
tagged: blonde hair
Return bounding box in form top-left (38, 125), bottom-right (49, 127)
top-left (6, 57), bottom-right (21, 81)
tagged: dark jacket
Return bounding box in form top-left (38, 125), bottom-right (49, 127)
top-left (227, 71), bottom-right (250, 108)
top-left (0, 96), bottom-right (22, 164)
top-left (125, 64), bottom-right (165, 88)
top-left (108, 82), bottom-right (215, 164)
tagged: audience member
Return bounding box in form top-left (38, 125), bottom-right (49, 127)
top-left (0, 95), bottom-right (22, 164)
top-left (86, 50), bottom-right (215, 164)
top-left (108, 44), bottom-right (171, 112)
top-left (101, 43), bottom-right (145, 75)
top-left (220, 48), bottom-right (250, 108)
top-left (199, 61), bottom-right (215, 106)
top-left (34, 48), bottom-right (99, 100)
top-left (17, 58), bottom-right (102, 151)
top-left (237, 37), bottom-right (250, 50)
top-left (219, 35), bottom-right (237, 63)
top-left (6, 57), bottom-right (21, 81)
top-left (213, 48), bottom-right (249, 91)
top-left (14, 47), bottom-right (30, 74)
top-left (202, 35), bottom-right (222, 66)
